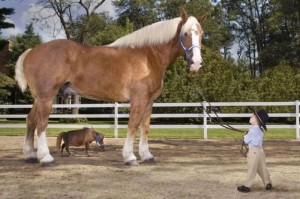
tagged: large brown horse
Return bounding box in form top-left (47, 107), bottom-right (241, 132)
top-left (15, 11), bottom-right (205, 166)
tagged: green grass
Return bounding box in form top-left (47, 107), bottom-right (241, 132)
top-left (0, 127), bottom-right (297, 139)
top-left (0, 119), bottom-right (297, 139)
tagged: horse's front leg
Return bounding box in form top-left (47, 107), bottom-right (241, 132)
top-left (123, 98), bottom-right (149, 166)
top-left (123, 126), bottom-right (137, 166)
top-left (139, 102), bottom-right (154, 163)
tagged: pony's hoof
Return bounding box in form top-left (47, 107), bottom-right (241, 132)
top-left (143, 158), bottom-right (155, 164)
top-left (40, 161), bottom-right (55, 167)
top-left (25, 158), bottom-right (38, 164)
top-left (125, 160), bottom-right (139, 166)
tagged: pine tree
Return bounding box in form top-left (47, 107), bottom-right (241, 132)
top-left (0, 7), bottom-right (15, 33)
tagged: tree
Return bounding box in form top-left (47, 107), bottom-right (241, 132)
top-left (260, 0), bottom-right (300, 68)
top-left (34, 0), bottom-right (106, 42)
top-left (257, 62), bottom-right (300, 102)
top-left (159, 0), bottom-right (186, 19)
top-left (113, 0), bottom-right (159, 30)
top-left (0, 2), bottom-right (15, 104)
top-left (69, 12), bottom-right (112, 45)
top-left (0, 6), bottom-right (15, 33)
top-left (9, 24), bottom-right (42, 62)
top-left (91, 18), bottom-right (134, 45)
top-left (0, 72), bottom-right (14, 104)
top-left (6, 24), bottom-right (42, 105)
top-left (220, 0), bottom-right (271, 76)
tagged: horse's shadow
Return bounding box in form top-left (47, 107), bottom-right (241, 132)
top-left (49, 144), bottom-right (126, 168)
top-left (0, 144), bottom-right (125, 172)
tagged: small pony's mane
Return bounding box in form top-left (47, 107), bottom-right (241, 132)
top-left (108, 16), bottom-right (199, 48)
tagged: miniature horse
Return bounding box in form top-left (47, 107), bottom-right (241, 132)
top-left (56, 127), bottom-right (104, 156)
top-left (15, 10), bottom-right (205, 166)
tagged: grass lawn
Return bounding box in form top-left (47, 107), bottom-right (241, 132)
top-left (0, 119), bottom-right (298, 139)
top-left (0, 127), bottom-right (297, 139)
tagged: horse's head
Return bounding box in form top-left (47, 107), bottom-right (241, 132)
top-left (179, 10), bottom-right (206, 72)
top-left (94, 132), bottom-right (105, 149)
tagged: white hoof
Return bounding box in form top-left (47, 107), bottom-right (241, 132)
top-left (39, 153), bottom-right (54, 163)
top-left (123, 152), bottom-right (137, 164)
top-left (23, 138), bottom-right (36, 159)
top-left (139, 151), bottom-right (154, 162)
top-left (125, 159), bottom-right (139, 166)
top-left (37, 131), bottom-right (54, 163)
top-left (122, 136), bottom-right (137, 164)
top-left (24, 150), bottom-right (37, 160)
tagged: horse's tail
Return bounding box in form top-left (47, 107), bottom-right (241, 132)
top-left (15, 49), bottom-right (32, 92)
top-left (56, 132), bottom-right (64, 153)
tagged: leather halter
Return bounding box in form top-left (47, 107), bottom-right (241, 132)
top-left (179, 34), bottom-right (201, 60)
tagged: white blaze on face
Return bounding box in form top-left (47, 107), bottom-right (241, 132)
top-left (190, 24), bottom-right (202, 71)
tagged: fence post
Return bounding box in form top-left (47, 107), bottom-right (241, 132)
top-left (203, 101), bottom-right (208, 140)
top-left (114, 102), bottom-right (119, 138)
top-left (296, 100), bottom-right (299, 140)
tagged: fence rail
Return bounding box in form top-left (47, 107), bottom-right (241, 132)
top-left (0, 101), bottom-right (299, 139)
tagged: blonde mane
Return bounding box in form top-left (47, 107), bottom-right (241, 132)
top-left (108, 16), bottom-right (199, 48)
top-left (180, 16), bottom-right (200, 34)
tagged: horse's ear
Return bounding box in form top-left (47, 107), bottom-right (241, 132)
top-left (198, 12), bottom-right (209, 24)
top-left (180, 8), bottom-right (188, 22)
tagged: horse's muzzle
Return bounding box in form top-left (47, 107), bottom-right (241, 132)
top-left (96, 141), bottom-right (105, 149)
top-left (189, 62), bottom-right (202, 72)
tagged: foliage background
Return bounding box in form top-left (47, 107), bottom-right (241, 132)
top-left (0, 0), bottom-right (299, 122)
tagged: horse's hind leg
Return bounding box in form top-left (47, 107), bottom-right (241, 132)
top-left (35, 98), bottom-right (55, 165)
top-left (65, 143), bottom-right (71, 156)
top-left (61, 143), bottom-right (66, 156)
top-left (24, 102), bottom-right (38, 163)
top-left (139, 102), bottom-right (154, 163)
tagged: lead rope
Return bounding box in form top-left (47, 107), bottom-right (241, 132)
top-left (198, 89), bottom-right (244, 132)
top-left (198, 90), bottom-right (248, 157)
top-left (200, 100), bottom-right (245, 132)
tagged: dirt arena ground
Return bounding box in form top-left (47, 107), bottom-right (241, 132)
top-left (0, 136), bottom-right (299, 199)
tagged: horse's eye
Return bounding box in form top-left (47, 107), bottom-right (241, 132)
top-left (184, 32), bottom-right (188, 37)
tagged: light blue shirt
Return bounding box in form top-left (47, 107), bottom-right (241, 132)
top-left (244, 125), bottom-right (264, 147)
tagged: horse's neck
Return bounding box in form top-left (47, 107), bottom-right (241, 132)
top-left (168, 37), bottom-right (181, 64)
top-left (148, 38), bottom-right (181, 70)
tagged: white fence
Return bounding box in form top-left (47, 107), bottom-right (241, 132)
top-left (0, 101), bottom-right (299, 140)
